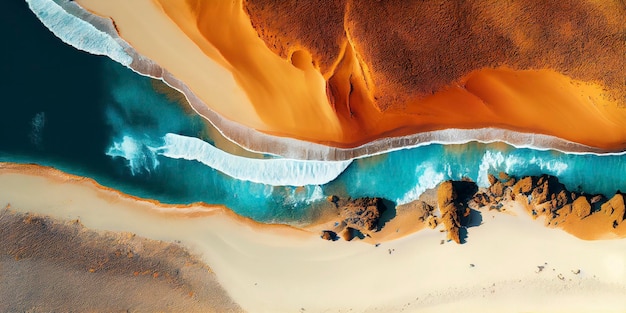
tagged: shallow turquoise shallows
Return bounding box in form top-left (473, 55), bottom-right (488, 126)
top-left (2, 0), bottom-right (626, 223)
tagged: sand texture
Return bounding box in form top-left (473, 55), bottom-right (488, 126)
top-left (0, 208), bottom-right (243, 313)
top-left (1, 163), bottom-right (625, 312)
top-left (76, 0), bottom-right (626, 152)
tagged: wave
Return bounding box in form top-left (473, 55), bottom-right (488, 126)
top-left (106, 136), bottom-right (159, 175)
top-left (27, 0), bottom-right (626, 162)
top-left (26, 0), bottom-right (132, 66)
top-left (107, 133), bottom-right (351, 186)
top-left (156, 133), bottom-right (352, 186)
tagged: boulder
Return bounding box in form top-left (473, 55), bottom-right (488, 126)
top-left (513, 176), bottom-right (534, 195)
top-left (339, 197), bottom-right (385, 236)
top-left (437, 181), bottom-right (462, 244)
top-left (489, 181), bottom-right (505, 198)
top-left (600, 193), bottom-right (625, 224)
top-left (571, 196), bottom-right (591, 219)
top-left (437, 181), bottom-right (457, 206)
top-left (498, 172), bottom-right (511, 181)
top-left (320, 230), bottom-right (337, 241)
top-left (487, 174), bottom-right (498, 186)
top-left (341, 228), bottom-right (354, 241)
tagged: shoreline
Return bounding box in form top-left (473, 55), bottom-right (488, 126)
top-left (1, 163), bottom-right (625, 312)
top-left (27, 0), bottom-right (626, 162)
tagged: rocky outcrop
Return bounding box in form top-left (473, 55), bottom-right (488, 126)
top-left (339, 198), bottom-right (385, 236)
top-left (436, 181), bottom-right (476, 244)
top-left (600, 193), bottom-right (626, 227)
top-left (321, 196), bottom-right (389, 241)
top-left (571, 197), bottom-right (591, 219)
top-left (321, 173), bottom-right (626, 243)
top-left (471, 172), bottom-right (626, 235)
top-left (438, 181), bottom-right (461, 244)
top-left (320, 230), bottom-right (338, 241)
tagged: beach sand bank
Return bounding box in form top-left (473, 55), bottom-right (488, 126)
top-left (1, 163), bottom-right (625, 312)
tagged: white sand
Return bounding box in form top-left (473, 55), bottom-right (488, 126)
top-left (1, 166), bottom-right (625, 312)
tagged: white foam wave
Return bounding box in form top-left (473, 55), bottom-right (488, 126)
top-left (477, 150), bottom-right (569, 187)
top-left (26, 0), bottom-right (132, 66)
top-left (396, 164), bottom-right (445, 205)
top-left (156, 133), bottom-right (351, 186)
top-left (106, 136), bottom-right (159, 175)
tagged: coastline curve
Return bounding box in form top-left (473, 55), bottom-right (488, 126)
top-left (26, 0), bottom-right (626, 162)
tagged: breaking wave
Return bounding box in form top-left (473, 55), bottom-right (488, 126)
top-left (26, 0), bottom-right (132, 66)
top-left (109, 133), bottom-right (352, 186)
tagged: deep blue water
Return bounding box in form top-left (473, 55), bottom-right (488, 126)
top-left (2, 0), bottom-right (626, 223)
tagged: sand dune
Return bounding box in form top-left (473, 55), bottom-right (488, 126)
top-left (75, 0), bottom-right (626, 152)
top-left (1, 163), bottom-right (625, 312)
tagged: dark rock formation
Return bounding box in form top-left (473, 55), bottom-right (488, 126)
top-left (320, 230), bottom-right (338, 241)
top-left (512, 176), bottom-right (534, 195)
top-left (436, 180), bottom-right (476, 244)
top-left (339, 197), bottom-right (386, 236)
top-left (600, 193), bottom-right (626, 226)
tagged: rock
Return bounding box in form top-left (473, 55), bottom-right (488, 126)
top-left (530, 175), bottom-right (568, 208)
top-left (339, 198), bottom-right (386, 236)
top-left (437, 181), bottom-right (462, 244)
top-left (571, 196), bottom-right (591, 219)
top-left (530, 180), bottom-right (550, 205)
top-left (600, 193), bottom-right (625, 224)
top-left (555, 190), bottom-right (570, 208)
top-left (504, 177), bottom-right (517, 187)
top-left (320, 230), bottom-right (337, 241)
top-left (326, 195), bottom-right (339, 204)
top-left (556, 204), bottom-right (572, 216)
top-left (590, 194), bottom-right (606, 204)
top-left (470, 192), bottom-right (489, 208)
top-left (341, 228), bottom-right (354, 241)
top-left (489, 181), bottom-right (504, 198)
top-left (437, 181), bottom-right (457, 206)
top-left (426, 216), bottom-right (439, 229)
top-left (513, 176), bottom-right (534, 195)
top-left (487, 174), bottom-right (498, 186)
top-left (446, 225), bottom-right (461, 244)
top-left (498, 172), bottom-right (511, 181)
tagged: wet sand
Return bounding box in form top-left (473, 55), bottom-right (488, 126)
top-left (1, 163), bottom-right (625, 312)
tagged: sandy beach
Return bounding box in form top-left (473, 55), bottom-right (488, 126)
top-left (1, 163), bottom-right (625, 312)
top-left (8, 1), bottom-right (626, 312)
top-left (75, 0), bottom-right (626, 152)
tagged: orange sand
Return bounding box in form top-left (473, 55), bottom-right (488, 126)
top-left (77, 0), bottom-right (626, 150)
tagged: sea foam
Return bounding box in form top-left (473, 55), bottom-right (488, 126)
top-left (26, 0), bottom-right (132, 66)
top-left (156, 133), bottom-right (352, 186)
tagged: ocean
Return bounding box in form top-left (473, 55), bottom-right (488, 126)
top-left (2, 0), bottom-right (626, 223)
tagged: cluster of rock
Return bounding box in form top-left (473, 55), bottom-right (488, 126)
top-left (321, 197), bottom-right (388, 241)
top-left (472, 172), bottom-right (626, 230)
top-left (319, 172), bottom-right (625, 243)
top-left (416, 172), bottom-right (626, 244)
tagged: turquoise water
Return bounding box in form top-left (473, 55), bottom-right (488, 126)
top-left (3, 0), bottom-right (626, 223)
